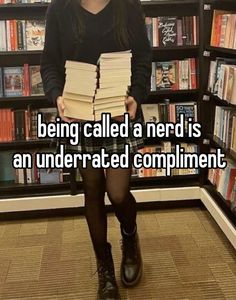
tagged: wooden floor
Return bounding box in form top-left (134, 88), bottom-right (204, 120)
top-left (0, 207), bottom-right (235, 300)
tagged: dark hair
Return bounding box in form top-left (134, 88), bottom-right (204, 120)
top-left (70, 0), bottom-right (130, 48)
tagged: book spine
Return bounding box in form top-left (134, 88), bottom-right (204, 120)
top-left (23, 63), bottom-right (30, 96)
top-left (16, 20), bottom-right (23, 51)
top-left (190, 58), bottom-right (197, 89)
top-left (6, 20), bottom-right (11, 51)
top-left (177, 18), bottom-right (183, 46)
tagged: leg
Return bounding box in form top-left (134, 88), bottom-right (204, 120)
top-left (78, 161), bottom-right (107, 259)
top-left (106, 167), bottom-right (142, 287)
top-left (78, 162), bottom-right (120, 300)
top-left (105, 167), bottom-right (137, 234)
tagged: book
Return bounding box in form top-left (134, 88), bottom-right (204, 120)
top-left (156, 61), bottom-right (178, 90)
top-left (63, 51), bottom-right (131, 120)
top-left (141, 104), bottom-right (161, 123)
top-left (25, 20), bottom-right (45, 50)
top-left (158, 17), bottom-right (178, 47)
top-left (29, 65), bottom-right (44, 95)
top-left (3, 67), bottom-right (23, 97)
top-left (211, 10), bottom-right (236, 49)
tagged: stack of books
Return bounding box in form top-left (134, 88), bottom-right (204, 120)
top-left (63, 61), bottom-right (97, 121)
top-left (63, 51), bottom-right (131, 121)
top-left (94, 51), bottom-right (131, 120)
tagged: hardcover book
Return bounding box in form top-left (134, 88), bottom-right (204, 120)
top-left (25, 20), bottom-right (45, 51)
top-left (156, 61), bottom-right (177, 90)
top-left (158, 17), bottom-right (178, 47)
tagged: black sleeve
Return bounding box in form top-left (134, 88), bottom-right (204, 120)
top-left (40, 1), bottom-right (65, 106)
top-left (128, 0), bottom-right (152, 106)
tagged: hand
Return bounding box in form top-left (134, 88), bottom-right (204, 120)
top-left (112, 96), bottom-right (138, 122)
top-left (56, 96), bottom-right (77, 123)
top-left (126, 96), bottom-right (137, 120)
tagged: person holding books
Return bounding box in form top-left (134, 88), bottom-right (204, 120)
top-left (40, 0), bottom-right (152, 299)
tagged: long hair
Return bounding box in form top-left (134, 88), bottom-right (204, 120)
top-left (69, 0), bottom-right (130, 48)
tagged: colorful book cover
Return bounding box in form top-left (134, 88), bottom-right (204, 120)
top-left (175, 103), bottom-right (196, 130)
top-left (156, 61), bottom-right (177, 90)
top-left (26, 20), bottom-right (45, 51)
top-left (29, 65), bottom-right (44, 95)
top-left (3, 67), bottom-right (23, 97)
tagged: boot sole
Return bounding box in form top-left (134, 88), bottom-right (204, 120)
top-left (120, 261), bottom-right (143, 287)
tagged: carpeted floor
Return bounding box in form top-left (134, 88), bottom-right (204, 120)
top-left (0, 207), bottom-right (235, 300)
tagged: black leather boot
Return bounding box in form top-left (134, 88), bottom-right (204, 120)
top-left (120, 225), bottom-right (142, 287)
top-left (96, 243), bottom-right (121, 300)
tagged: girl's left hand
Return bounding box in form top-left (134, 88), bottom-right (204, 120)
top-left (126, 96), bottom-right (137, 120)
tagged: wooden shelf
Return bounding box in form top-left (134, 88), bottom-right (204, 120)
top-left (152, 45), bottom-right (199, 59)
top-left (0, 174), bottom-right (199, 199)
top-left (206, 92), bottom-right (236, 108)
top-left (141, 0), bottom-right (199, 6)
top-left (0, 3), bottom-right (48, 9)
top-left (0, 95), bottom-right (47, 102)
top-left (206, 46), bottom-right (236, 57)
top-left (0, 139), bottom-right (52, 151)
top-left (204, 183), bottom-right (236, 227)
top-left (148, 89), bottom-right (199, 102)
top-left (207, 134), bottom-right (236, 162)
top-left (150, 89), bottom-right (199, 96)
top-left (0, 50), bottom-right (42, 56)
top-left (0, 96), bottom-right (52, 109)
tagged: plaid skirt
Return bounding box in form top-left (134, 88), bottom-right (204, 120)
top-left (66, 111), bottom-right (145, 154)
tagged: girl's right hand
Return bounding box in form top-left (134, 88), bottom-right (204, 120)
top-left (56, 96), bottom-right (76, 122)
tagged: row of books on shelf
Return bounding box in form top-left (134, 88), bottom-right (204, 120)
top-left (0, 107), bottom-right (57, 142)
top-left (211, 10), bottom-right (236, 50)
top-left (0, 143), bottom-right (199, 185)
top-left (151, 58), bottom-right (197, 91)
top-left (145, 16), bottom-right (199, 47)
top-left (0, 0), bottom-right (51, 3)
top-left (208, 57), bottom-right (236, 104)
top-left (133, 143), bottom-right (199, 178)
top-left (213, 106), bottom-right (236, 152)
top-left (0, 150), bottom-right (80, 184)
top-left (141, 102), bottom-right (197, 124)
top-left (0, 20), bottom-right (45, 51)
top-left (0, 65), bottom-right (43, 97)
top-left (208, 154), bottom-right (236, 214)
top-left (0, 102), bottom-right (197, 142)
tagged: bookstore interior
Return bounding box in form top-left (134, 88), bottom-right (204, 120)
top-left (0, 0), bottom-right (236, 299)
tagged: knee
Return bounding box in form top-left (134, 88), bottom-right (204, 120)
top-left (107, 189), bottom-right (129, 205)
top-left (83, 179), bottom-right (105, 199)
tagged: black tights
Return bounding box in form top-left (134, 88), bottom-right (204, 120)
top-left (79, 162), bottom-right (137, 259)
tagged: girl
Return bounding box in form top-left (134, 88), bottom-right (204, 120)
top-left (40, 0), bottom-right (152, 299)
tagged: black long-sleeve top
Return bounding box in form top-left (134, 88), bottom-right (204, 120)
top-left (40, 0), bottom-right (152, 108)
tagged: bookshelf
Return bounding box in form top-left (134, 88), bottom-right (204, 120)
top-left (201, 0), bottom-right (236, 227)
top-left (0, 0), bottom-right (235, 249)
top-left (0, 0), bottom-right (202, 195)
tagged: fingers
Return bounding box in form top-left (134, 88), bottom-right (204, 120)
top-left (113, 115), bottom-right (124, 122)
